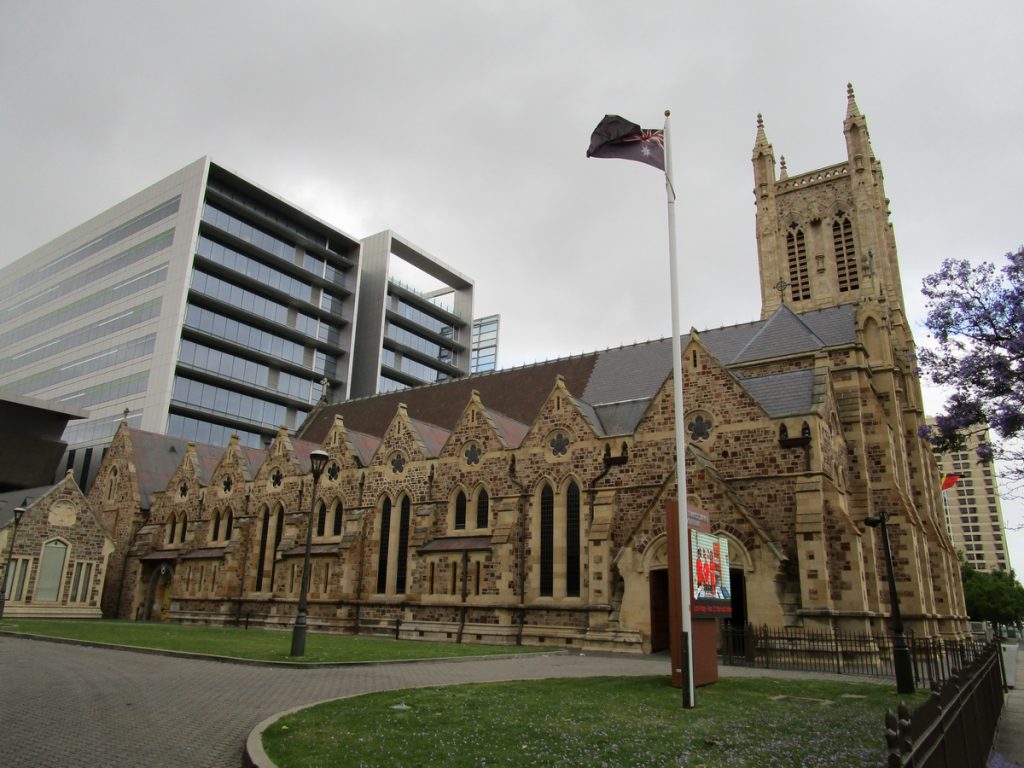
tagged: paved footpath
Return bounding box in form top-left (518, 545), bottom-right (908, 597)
top-left (0, 634), bottom-right (975, 768)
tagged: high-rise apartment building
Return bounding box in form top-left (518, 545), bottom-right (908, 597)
top-left (0, 158), bottom-right (473, 484)
top-left (930, 421), bottom-right (1012, 571)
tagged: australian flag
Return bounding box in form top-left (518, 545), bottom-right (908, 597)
top-left (587, 115), bottom-right (665, 170)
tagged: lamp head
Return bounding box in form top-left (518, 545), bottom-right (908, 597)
top-left (12, 507), bottom-right (26, 525)
top-left (864, 516), bottom-right (881, 528)
top-left (309, 450), bottom-right (329, 480)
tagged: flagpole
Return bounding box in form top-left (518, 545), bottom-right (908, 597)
top-left (664, 109), bottom-right (695, 709)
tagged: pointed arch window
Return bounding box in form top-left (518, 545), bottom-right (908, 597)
top-left (566, 481), bottom-right (581, 597)
top-left (168, 516), bottom-right (178, 544)
top-left (395, 496), bottom-right (411, 594)
top-left (255, 507), bottom-right (271, 591)
top-left (35, 540), bottom-right (68, 602)
top-left (786, 228), bottom-right (811, 301)
top-left (475, 489), bottom-right (490, 530)
top-left (316, 501), bottom-right (328, 537)
top-left (376, 498), bottom-right (392, 594)
top-left (833, 217), bottom-right (859, 292)
top-left (179, 513), bottom-right (188, 544)
top-left (332, 501), bottom-right (343, 537)
top-left (211, 511), bottom-right (222, 542)
top-left (454, 490), bottom-right (467, 530)
top-left (224, 511), bottom-right (233, 540)
top-left (540, 484), bottom-right (554, 596)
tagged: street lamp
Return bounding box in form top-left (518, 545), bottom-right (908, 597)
top-left (290, 449), bottom-right (330, 657)
top-left (865, 509), bottom-right (915, 694)
top-left (0, 507), bottom-right (27, 620)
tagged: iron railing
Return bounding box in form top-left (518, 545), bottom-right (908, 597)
top-left (884, 640), bottom-right (1004, 767)
top-left (720, 623), bottom-right (991, 688)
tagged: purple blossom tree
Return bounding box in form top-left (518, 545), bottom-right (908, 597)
top-left (918, 247), bottom-right (1024, 484)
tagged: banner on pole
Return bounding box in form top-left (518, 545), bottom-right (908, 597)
top-left (691, 530), bottom-right (732, 617)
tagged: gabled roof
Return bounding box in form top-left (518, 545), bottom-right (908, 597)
top-left (347, 429), bottom-right (381, 466)
top-left (482, 406), bottom-right (530, 449)
top-left (408, 417), bottom-right (451, 458)
top-left (731, 305), bottom-right (827, 363)
top-left (128, 428), bottom-right (229, 509)
top-left (295, 304), bottom-right (857, 443)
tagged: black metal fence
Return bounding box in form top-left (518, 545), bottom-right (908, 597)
top-left (883, 640), bottom-right (1004, 767)
top-left (720, 623), bottom-right (992, 688)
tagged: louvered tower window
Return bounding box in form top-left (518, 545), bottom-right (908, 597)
top-left (833, 217), bottom-right (859, 292)
top-left (786, 229), bottom-right (811, 300)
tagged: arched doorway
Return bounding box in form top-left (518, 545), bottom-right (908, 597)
top-left (142, 563), bottom-right (173, 621)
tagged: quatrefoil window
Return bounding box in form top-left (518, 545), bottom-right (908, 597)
top-left (271, 469), bottom-right (283, 487)
top-left (222, 477), bottom-right (233, 493)
top-left (327, 463), bottom-right (340, 481)
top-left (550, 432), bottom-right (570, 457)
top-left (179, 483), bottom-right (188, 498)
top-left (687, 413), bottom-right (713, 442)
top-left (464, 443), bottom-right (481, 466)
top-left (391, 453), bottom-right (406, 473)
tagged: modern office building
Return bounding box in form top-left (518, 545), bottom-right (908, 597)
top-left (0, 158), bottom-right (473, 485)
top-left (350, 231), bottom-right (473, 398)
top-left (470, 314), bottom-right (500, 373)
top-left (930, 421), bottom-right (1012, 571)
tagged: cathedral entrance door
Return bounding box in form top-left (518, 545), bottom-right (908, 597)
top-left (649, 568), bottom-right (670, 652)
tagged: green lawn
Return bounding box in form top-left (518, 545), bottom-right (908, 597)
top-left (0, 618), bottom-right (543, 663)
top-left (263, 675), bottom-right (914, 767)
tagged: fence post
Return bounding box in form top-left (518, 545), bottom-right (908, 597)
top-left (833, 630), bottom-right (842, 675)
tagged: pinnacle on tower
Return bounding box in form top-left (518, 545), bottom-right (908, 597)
top-left (846, 82), bottom-right (862, 120)
top-left (779, 155), bottom-right (788, 180)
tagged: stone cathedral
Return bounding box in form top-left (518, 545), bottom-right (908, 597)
top-left (3, 88), bottom-right (966, 650)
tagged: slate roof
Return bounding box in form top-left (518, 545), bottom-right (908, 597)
top-left (408, 417), bottom-right (451, 458)
top-left (0, 485), bottom-right (55, 526)
top-left (128, 429), bottom-right (230, 510)
top-left (298, 305), bottom-right (857, 446)
top-left (739, 369), bottom-right (819, 417)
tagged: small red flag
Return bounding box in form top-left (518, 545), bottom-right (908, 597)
top-left (940, 474), bottom-right (960, 491)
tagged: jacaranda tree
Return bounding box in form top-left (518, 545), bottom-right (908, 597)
top-left (918, 247), bottom-right (1024, 484)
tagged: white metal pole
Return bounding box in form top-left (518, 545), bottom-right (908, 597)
top-left (664, 109), bottom-right (695, 708)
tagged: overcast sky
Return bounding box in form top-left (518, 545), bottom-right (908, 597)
top-left (2, 1), bottom-right (1022, 569)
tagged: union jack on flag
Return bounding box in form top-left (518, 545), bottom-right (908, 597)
top-left (587, 115), bottom-right (665, 171)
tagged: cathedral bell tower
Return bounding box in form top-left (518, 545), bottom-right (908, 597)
top-left (753, 85), bottom-right (907, 324)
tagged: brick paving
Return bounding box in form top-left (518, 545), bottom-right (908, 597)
top-left (1, 635), bottom-right (667, 768)
top-left (0, 633), bottom-right (938, 768)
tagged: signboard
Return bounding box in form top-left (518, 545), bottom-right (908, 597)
top-left (691, 530), bottom-right (732, 617)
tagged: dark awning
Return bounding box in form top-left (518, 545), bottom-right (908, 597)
top-left (180, 547), bottom-right (226, 560)
top-left (139, 550), bottom-right (179, 562)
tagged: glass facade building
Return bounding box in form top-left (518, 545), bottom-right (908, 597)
top-left (470, 314), bottom-right (500, 373)
top-left (0, 158), bottom-right (474, 488)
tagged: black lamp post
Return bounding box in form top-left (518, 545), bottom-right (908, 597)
top-left (290, 449), bottom-right (330, 657)
top-left (865, 509), bottom-right (915, 695)
top-left (0, 507), bottom-right (27, 621)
